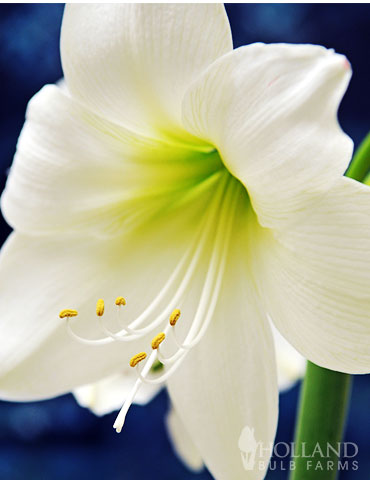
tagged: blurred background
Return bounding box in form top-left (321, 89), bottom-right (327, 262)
top-left (0, 3), bottom-right (369, 479)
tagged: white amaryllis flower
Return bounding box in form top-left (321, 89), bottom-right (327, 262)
top-left (1, 4), bottom-right (370, 479)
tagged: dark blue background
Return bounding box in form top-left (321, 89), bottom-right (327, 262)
top-left (0, 4), bottom-right (369, 479)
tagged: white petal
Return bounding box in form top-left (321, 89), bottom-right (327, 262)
top-left (253, 177), bottom-right (370, 374)
top-left (2, 85), bottom-right (221, 236)
top-left (182, 43), bottom-right (353, 229)
top-left (270, 320), bottom-right (305, 391)
top-left (167, 206), bottom-right (278, 480)
top-left (61, 4), bottom-right (232, 138)
top-left (0, 189), bottom-right (209, 400)
top-left (73, 371), bottom-right (161, 416)
top-left (165, 407), bottom-right (204, 473)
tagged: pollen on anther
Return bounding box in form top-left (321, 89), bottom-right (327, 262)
top-left (59, 309), bottom-right (78, 319)
top-left (151, 332), bottom-right (166, 350)
top-left (96, 299), bottom-right (105, 316)
top-left (169, 309), bottom-right (181, 326)
top-left (129, 352), bottom-right (147, 367)
top-left (115, 296), bottom-right (126, 306)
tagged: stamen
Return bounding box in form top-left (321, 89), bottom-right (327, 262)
top-left (151, 332), bottom-right (166, 349)
top-left (129, 352), bottom-right (147, 367)
top-left (169, 309), bottom-right (181, 326)
top-left (59, 309), bottom-right (78, 318)
top-left (113, 350), bottom-right (158, 433)
top-left (115, 297), bottom-right (126, 306)
top-left (96, 299), bottom-right (105, 316)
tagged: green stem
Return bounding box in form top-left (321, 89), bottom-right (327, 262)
top-left (345, 131), bottom-right (370, 181)
top-left (290, 131), bottom-right (370, 479)
top-left (290, 363), bottom-right (351, 479)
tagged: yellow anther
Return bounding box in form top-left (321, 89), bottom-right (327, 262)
top-left (59, 309), bottom-right (78, 319)
top-left (169, 308), bottom-right (181, 326)
top-left (129, 352), bottom-right (147, 367)
top-left (151, 332), bottom-right (166, 350)
top-left (96, 299), bottom-right (105, 317)
top-left (115, 296), bottom-right (126, 306)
